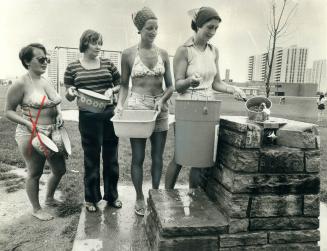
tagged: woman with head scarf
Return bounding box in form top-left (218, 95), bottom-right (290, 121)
top-left (165, 7), bottom-right (246, 189)
top-left (115, 7), bottom-right (174, 216)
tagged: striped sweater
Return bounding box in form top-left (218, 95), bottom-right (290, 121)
top-left (64, 58), bottom-right (120, 94)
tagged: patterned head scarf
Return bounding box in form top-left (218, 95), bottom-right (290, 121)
top-left (193, 7), bottom-right (221, 27)
top-left (132, 7), bottom-right (157, 31)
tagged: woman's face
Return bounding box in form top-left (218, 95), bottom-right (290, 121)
top-left (197, 19), bottom-right (220, 41)
top-left (85, 38), bottom-right (103, 58)
top-left (27, 48), bottom-right (48, 75)
top-left (141, 19), bottom-right (158, 43)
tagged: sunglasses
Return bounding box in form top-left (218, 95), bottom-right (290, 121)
top-left (34, 56), bottom-right (51, 64)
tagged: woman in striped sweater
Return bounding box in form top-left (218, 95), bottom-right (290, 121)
top-left (64, 29), bottom-right (122, 212)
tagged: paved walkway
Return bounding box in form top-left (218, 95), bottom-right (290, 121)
top-left (72, 184), bottom-right (187, 251)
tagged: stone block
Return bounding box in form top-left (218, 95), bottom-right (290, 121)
top-left (305, 150), bottom-right (320, 173)
top-left (228, 218), bottom-right (249, 234)
top-left (206, 179), bottom-right (249, 218)
top-left (219, 232), bottom-right (267, 247)
top-left (303, 194), bottom-right (320, 216)
top-left (219, 116), bottom-right (262, 149)
top-left (212, 165), bottom-right (320, 195)
top-left (268, 229), bottom-right (320, 244)
top-left (250, 195), bottom-right (302, 217)
top-left (276, 120), bottom-right (319, 149)
top-left (158, 236), bottom-right (218, 251)
top-left (250, 217), bottom-right (319, 231)
top-left (219, 243), bottom-right (319, 251)
top-left (259, 146), bottom-right (304, 173)
top-left (220, 116), bottom-right (256, 132)
top-left (219, 128), bottom-right (261, 149)
top-left (218, 143), bottom-right (259, 172)
top-left (147, 189), bottom-right (228, 238)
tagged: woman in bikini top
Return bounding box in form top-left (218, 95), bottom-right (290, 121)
top-left (115, 7), bottom-right (174, 217)
top-left (4, 43), bottom-right (65, 221)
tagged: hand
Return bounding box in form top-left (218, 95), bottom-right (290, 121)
top-left (232, 86), bottom-right (247, 101)
top-left (67, 86), bottom-right (77, 99)
top-left (104, 88), bottom-right (114, 99)
top-left (114, 106), bottom-right (123, 117)
top-left (154, 100), bottom-right (164, 112)
top-left (188, 73), bottom-right (202, 88)
top-left (26, 121), bottom-right (40, 134)
top-left (56, 113), bottom-right (64, 127)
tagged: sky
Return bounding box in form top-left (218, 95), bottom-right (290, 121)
top-left (0, 0), bottom-right (326, 81)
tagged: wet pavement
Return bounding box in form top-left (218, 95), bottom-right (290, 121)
top-left (72, 184), bottom-right (187, 251)
top-left (72, 183), bottom-right (327, 251)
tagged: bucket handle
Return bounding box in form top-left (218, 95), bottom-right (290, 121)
top-left (213, 124), bottom-right (219, 162)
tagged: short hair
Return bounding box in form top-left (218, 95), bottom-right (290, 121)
top-left (79, 29), bottom-right (103, 53)
top-left (19, 43), bottom-right (47, 69)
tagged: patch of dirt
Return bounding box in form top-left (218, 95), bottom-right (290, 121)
top-left (0, 163), bottom-right (80, 251)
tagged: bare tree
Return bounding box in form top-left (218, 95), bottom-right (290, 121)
top-left (265, 0), bottom-right (298, 97)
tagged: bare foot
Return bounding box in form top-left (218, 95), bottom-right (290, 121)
top-left (45, 198), bottom-right (63, 207)
top-left (134, 199), bottom-right (146, 217)
top-left (32, 209), bottom-right (54, 221)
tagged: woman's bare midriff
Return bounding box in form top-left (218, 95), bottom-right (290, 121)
top-left (131, 76), bottom-right (164, 96)
top-left (22, 107), bottom-right (57, 125)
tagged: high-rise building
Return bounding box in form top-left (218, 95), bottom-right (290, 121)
top-left (279, 45), bottom-right (307, 83)
top-left (312, 59), bottom-right (326, 92)
top-left (248, 53), bottom-right (267, 81)
top-left (248, 45), bottom-right (308, 84)
top-left (305, 68), bottom-right (313, 83)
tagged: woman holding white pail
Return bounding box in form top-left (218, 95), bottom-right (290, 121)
top-left (5, 43), bottom-right (66, 221)
top-left (64, 29), bottom-right (122, 212)
top-left (165, 7), bottom-right (246, 189)
top-left (115, 7), bottom-right (173, 216)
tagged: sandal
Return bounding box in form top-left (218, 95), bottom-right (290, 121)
top-left (108, 199), bottom-right (122, 208)
top-left (134, 200), bottom-right (146, 217)
top-left (85, 202), bottom-right (97, 212)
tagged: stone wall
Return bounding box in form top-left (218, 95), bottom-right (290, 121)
top-left (205, 116), bottom-right (320, 250)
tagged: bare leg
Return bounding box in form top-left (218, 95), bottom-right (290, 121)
top-left (165, 154), bottom-right (182, 189)
top-left (17, 136), bottom-right (53, 221)
top-left (130, 138), bottom-right (146, 216)
top-left (45, 153), bottom-right (66, 206)
top-left (150, 131), bottom-right (167, 189)
top-left (189, 167), bottom-right (203, 189)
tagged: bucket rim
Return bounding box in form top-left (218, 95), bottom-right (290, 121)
top-left (245, 96), bottom-right (272, 114)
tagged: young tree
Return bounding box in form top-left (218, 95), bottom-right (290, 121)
top-left (265, 0), bottom-right (298, 97)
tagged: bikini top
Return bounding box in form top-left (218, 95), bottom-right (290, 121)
top-left (131, 46), bottom-right (165, 79)
top-left (21, 75), bottom-right (61, 109)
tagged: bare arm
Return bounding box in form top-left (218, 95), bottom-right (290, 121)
top-left (4, 80), bottom-right (33, 130)
top-left (116, 50), bottom-right (131, 111)
top-left (212, 47), bottom-right (246, 99)
top-left (160, 49), bottom-right (173, 102)
top-left (173, 46), bottom-right (201, 94)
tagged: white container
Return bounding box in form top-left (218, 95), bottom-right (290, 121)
top-left (111, 110), bottom-right (159, 138)
top-left (32, 133), bottom-right (58, 157)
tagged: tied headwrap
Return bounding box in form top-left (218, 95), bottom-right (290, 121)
top-left (132, 7), bottom-right (157, 31)
top-left (193, 7), bottom-right (221, 27)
